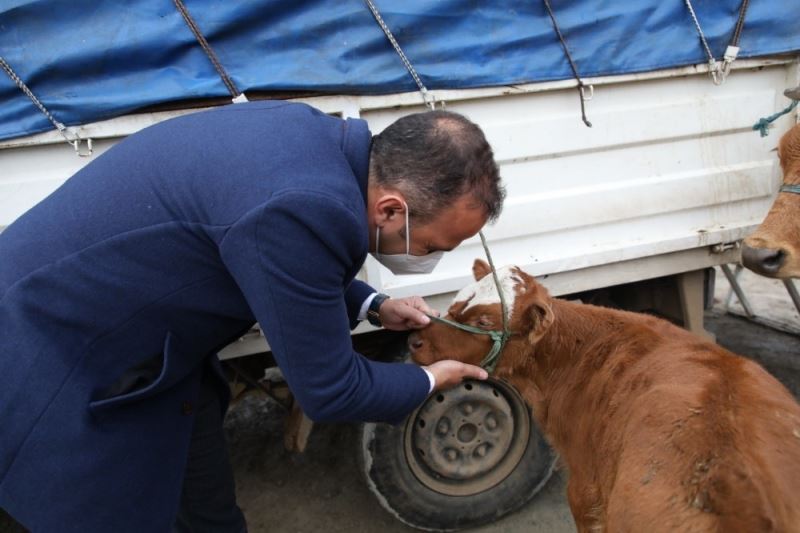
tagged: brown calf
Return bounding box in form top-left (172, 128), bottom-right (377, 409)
top-left (410, 260), bottom-right (800, 532)
top-left (742, 122), bottom-right (800, 278)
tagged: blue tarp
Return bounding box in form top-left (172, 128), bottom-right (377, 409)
top-left (1, 0), bottom-right (799, 141)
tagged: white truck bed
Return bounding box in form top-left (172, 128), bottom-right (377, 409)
top-left (1, 57), bottom-right (797, 358)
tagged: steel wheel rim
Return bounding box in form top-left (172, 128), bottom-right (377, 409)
top-left (403, 378), bottom-right (531, 496)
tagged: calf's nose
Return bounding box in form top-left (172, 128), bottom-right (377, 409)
top-left (408, 333), bottom-right (424, 352)
top-left (741, 243), bottom-right (786, 276)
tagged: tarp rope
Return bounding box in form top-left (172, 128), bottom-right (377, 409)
top-left (684, 0), bottom-right (750, 85)
top-left (542, 0), bottom-right (593, 127)
top-left (172, 0), bottom-right (247, 103)
top-left (364, 0), bottom-right (437, 110)
top-left (0, 55), bottom-right (92, 156)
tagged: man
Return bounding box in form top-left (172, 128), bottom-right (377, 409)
top-left (0, 101), bottom-right (505, 532)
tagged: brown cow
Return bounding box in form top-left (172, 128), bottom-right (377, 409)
top-left (409, 260), bottom-right (800, 532)
top-left (742, 122), bottom-right (800, 278)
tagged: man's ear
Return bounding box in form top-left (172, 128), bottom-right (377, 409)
top-left (472, 259), bottom-right (491, 281)
top-left (373, 192), bottom-right (407, 226)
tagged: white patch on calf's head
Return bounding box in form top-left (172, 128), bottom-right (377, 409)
top-left (452, 266), bottom-right (522, 320)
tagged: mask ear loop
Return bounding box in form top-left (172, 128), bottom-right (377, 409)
top-left (403, 201), bottom-right (411, 256)
top-left (375, 201), bottom-right (410, 257)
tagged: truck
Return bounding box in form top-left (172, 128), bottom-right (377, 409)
top-left (1, 1), bottom-right (798, 530)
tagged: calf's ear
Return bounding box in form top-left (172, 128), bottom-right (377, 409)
top-left (472, 259), bottom-right (492, 281)
top-left (515, 282), bottom-right (554, 344)
top-left (527, 298), bottom-right (554, 344)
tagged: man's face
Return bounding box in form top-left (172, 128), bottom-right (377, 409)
top-left (373, 193), bottom-right (488, 256)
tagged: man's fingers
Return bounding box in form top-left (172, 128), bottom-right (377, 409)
top-left (425, 360), bottom-right (489, 392)
top-left (460, 363), bottom-right (489, 381)
top-left (380, 297), bottom-right (442, 330)
top-left (408, 296), bottom-right (436, 316)
top-left (395, 302), bottom-right (430, 327)
top-left (406, 317), bottom-right (430, 329)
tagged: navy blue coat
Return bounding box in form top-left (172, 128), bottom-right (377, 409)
top-left (0, 101), bottom-right (429, 532)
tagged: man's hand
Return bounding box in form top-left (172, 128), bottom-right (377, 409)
top-left (423, 360), bottom-right (489, 392)
top-left (379, 296), bottom-right (439, 331)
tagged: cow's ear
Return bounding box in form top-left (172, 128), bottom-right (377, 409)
top-left (527, 299), bottom-right (554, 344)
top-left (515, 280), bottom-right (554, 344)
top-left (472, 259), bottom-right (492, 280)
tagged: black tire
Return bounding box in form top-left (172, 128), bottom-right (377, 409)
top-left (359, 378), bottom-right (556, 531)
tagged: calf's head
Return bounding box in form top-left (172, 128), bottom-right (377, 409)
top-left (409, 259), bottom-right (554, 368)
top-left (742, 123), bottom-right (800, 278)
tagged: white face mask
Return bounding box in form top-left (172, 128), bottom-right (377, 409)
top-left (374, 201), bottom-right (444, 275)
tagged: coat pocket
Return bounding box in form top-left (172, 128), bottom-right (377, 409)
top-left (88, 331), bottom-right (196, 412)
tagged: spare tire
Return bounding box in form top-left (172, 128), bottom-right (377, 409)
top-left (359, 378), bottom-right (556, 531)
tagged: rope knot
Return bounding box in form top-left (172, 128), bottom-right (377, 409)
top-left (752, 100), bottom-right (798, 137)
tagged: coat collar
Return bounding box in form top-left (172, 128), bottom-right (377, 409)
top-left (342, 117), bottom-right (371, 206)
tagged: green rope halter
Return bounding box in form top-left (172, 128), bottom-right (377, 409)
top-left (780, 184), bottom-right (800, 195)
top-left (425, 231), bottom-right (513, 374)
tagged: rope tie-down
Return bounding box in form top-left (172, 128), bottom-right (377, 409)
top-left (752, 100), bottom-right (798, 138)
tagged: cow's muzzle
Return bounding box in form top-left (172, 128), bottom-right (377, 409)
top-left (741, 243), bottom-right (786, 277)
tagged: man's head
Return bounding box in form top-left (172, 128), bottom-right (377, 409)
top-left (366, 110), bottom-right (504, 268)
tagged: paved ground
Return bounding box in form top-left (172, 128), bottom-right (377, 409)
top-left (2, 268), bottom-right (799, 533)
top-left (227, 393), bottom-right (575, 533)
top-left (714, 265), bottom-right (800, 336)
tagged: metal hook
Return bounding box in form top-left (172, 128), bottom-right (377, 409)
top-left (577, 83), bottom-right (593, 128)
top-left (708, 58), bottom-right (723, 86)
top-left (718, 45), bottom-right (739, 85)
top-left (56, 123), bottom-right (94, 157)
top-left (579, 84), bottom-right (594, 102)
top-left (69, 137), bottom-right (93, 157)
top-left (420, 88), bottom-right (439, 111)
